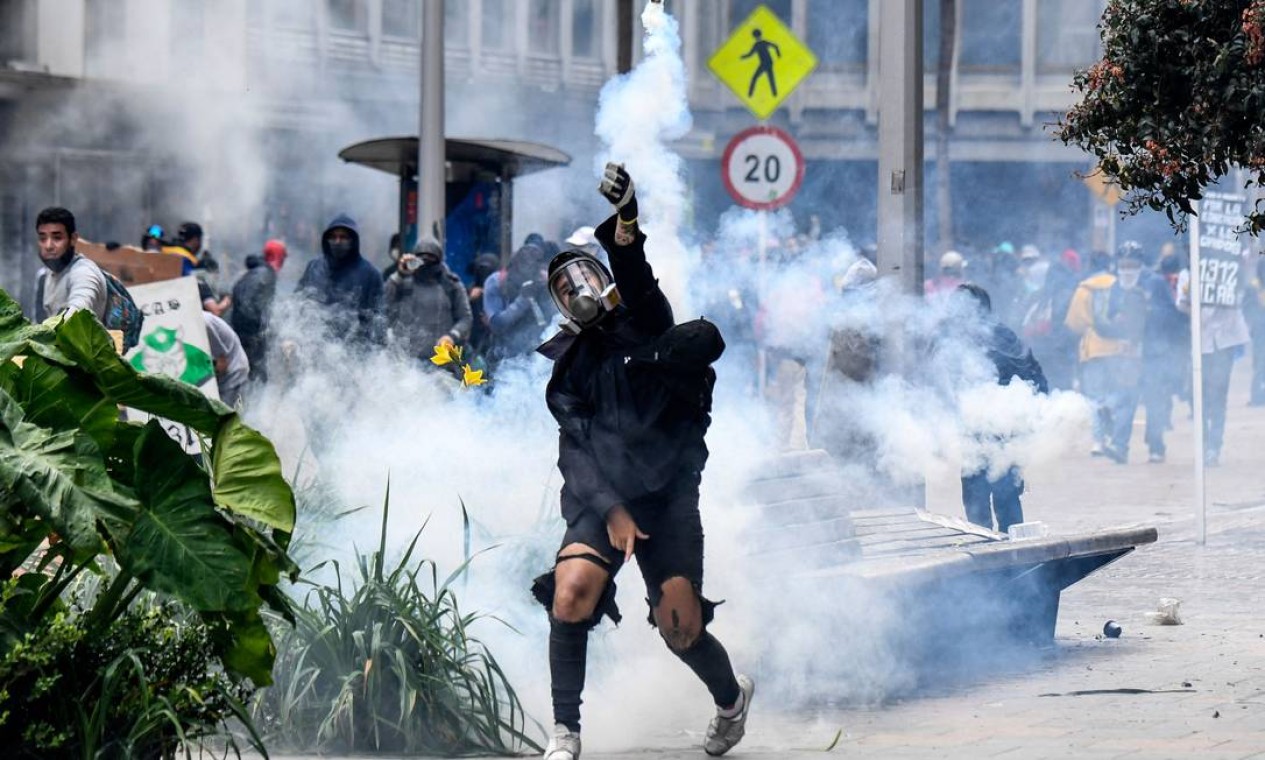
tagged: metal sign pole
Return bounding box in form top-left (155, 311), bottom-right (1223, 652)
top-left (1189, 209), bottom-right (1206, 546)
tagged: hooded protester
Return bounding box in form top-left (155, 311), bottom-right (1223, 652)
top-left (297, 214), bottom-right (385, 346)
top-left (32, 206), bottom-right (109, 323)
top-left (230, 239), bottom-right (286, 381)
top-left (467, 252), bottom-right (502, 356)
top-left (384, 235), bottom-right (473, 360)
top-left (1065, 247), bottom-right (1148, 463)
top-left (952, 283), bottom-right (1049, 533)
top-left (482, 241), bottom-right (553, 365)
top-left (532, 164), bottom-right (752, 760)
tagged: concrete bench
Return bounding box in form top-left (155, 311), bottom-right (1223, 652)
top-left (744, 449), bottom-right (1158, 644)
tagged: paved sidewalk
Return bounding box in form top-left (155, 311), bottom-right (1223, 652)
top-left (276, 370), bottom-right (1265, 759)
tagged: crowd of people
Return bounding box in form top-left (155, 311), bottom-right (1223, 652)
top-left (30, 203), bottom-right (1265, 531)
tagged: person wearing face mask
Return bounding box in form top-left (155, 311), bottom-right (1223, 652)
top-left (1065, 245), bottom-right (1149, 463)
top-left (32, 206), bottom-right (109, 323)
top-left (531, 164), bottom-right (752, 760)
top-left (297, 213), bottom-right (385, 346)
top-left (384, 236), bottom-right (473, 362)
top-left (482, 240), bottom-right (552, 366)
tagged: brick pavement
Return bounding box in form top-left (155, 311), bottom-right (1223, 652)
top-left (275, 369), bottom-right (1265, 760)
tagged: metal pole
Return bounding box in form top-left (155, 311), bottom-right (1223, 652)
top-left (1189, 209), bottom-right (1206, 546)
top-left (418, 0), bottom-right (446, 245)
top-left (616, 0), bottom-right (634, 73)
top-left (876, 0), bottom-right (925, 296)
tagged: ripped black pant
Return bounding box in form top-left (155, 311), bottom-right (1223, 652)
top-left (531, 472), bottom-right (740, 732)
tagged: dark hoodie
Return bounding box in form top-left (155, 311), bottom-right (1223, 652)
top-left (230, 254), bottom-right (276, 339)
top-left (298, 213), bottom-right (385, 345)
top-left (384, 237), bottom-right (473, 358)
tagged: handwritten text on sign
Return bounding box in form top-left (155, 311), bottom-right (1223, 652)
top-left (1198, 192), bottom-right (1247, 308)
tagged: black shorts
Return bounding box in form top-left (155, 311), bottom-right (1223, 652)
top-left (534, 470), bottom-right (717, 626)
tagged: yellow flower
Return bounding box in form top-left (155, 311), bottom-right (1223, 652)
top-left (430, 342), bottom-right (463, 366)
top-left (461, 363), bottom-right (487, 387)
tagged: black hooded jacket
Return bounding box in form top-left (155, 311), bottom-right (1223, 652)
top-left (230, 255), bottom-right (276, 339)
top-left (298, 213), bottom-right (385, 345)
top-left (538, 214), bottom-right (718, 524)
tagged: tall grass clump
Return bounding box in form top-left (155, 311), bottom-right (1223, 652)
top-left (252, 489), bottom-right (542, 755)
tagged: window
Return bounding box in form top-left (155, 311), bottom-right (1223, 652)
top-left (481, 0), bottom-right (513, 50)
top-left (382, 0), bottom-right (419, 38)
top-left (445, 2), bottom-right (469, 47)
top-left (85, 0), bottom-right (126, 74)
top-left (0, 0), bottom-right (37, 64)
top-left (170, 0), bottom-right (206, 63)
top-left (807, 0), bottom-right (867, 68)
top-left (272, 0), bottom-right (316, 30)
top-left (958, 0), bottom-right (1021, 72)
top-left (730, 0), bottom-right (791, 29)
top-left (528, 0), bottom-right (560, 55)
top-left (327, 0), bottom-right (366, 32)
top-left (571, 0), bottom-right (601, 58)
top-left (1037, 0), bottom-right (1105, 72)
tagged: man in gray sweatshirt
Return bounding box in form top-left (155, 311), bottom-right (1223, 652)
top-left (34, 207), bottom-right (108, 323)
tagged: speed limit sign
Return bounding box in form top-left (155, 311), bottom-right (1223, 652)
top-left (721, 125), bottom-right (805, 210)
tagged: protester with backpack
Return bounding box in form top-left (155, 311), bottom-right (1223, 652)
top-left (32, 206), bottom-right (145, 353)
top-left (1065, 247), bottom-right (1148, 463)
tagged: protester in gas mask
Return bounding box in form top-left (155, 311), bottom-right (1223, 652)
top-left (32, 206), bottom-right (109, 323)
top-left (482, 241), bottom-right (551, 365)
top-left (297, 213), bottom-right (385, 346)
top-left (532, 164), bottom-right (752, 760)
top-left (384, 235), bottom-right (472, 362)
top-left (1066, 245), bottom-right (1148, 463)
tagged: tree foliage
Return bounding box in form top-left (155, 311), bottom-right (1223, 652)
top-left (1058, 0), bottom-right (1265, 232)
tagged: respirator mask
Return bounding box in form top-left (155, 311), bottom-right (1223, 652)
top-left (548, 250), bottom-right (621, 334)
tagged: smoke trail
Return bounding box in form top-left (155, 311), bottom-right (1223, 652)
top-left (593, 1), bottom-right (694, 311)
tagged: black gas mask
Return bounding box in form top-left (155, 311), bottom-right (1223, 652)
top-left (547, 250), bottom-right (620, 334)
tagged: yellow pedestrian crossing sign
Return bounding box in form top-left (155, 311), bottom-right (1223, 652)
top-left (708, 5), bottom-right (818, 120)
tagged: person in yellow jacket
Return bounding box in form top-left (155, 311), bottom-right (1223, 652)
top-left (1064, 249), bottom-right (1147, 462)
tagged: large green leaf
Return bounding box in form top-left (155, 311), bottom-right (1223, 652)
top-left (119, 421), bottom-right (258, 614)
top-left (216, 608), bottom-right (277, 686)
top-left (0, 289), bottom-right (72, 367)
top-left (1, 355), bottom-right (119, 453)
top-left (212, 415), bottom-right (296, 534)
top-left (52, 310), bottom-right (229, 434)
top-left (0, 388), bottom-right (133, 555)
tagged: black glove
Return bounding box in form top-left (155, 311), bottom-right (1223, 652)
top-left (599, 162), bottom-right (638, 220)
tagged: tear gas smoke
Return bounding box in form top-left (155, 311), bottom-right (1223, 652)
top-left (7, 1), bottom-right (1096, 752)
top-left (242, 3), bottom-right (1092, 752)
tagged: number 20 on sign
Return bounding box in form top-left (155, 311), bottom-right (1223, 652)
top-left (721, 125), bottom-right (805, 210)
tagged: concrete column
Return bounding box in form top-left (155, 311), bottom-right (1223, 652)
top-left (876, 0), bottom-right (924, 295)
top-left (418, 0), bottom-right (446, 244)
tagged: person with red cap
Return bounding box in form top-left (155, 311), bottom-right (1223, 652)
top-left (230, 239), bottom-right (287, 381)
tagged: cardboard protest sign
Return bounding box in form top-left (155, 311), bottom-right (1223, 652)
top-left (122, 276), bottom-right (218, 453)
top-left (1196, 192), bottom-right (1248, 308)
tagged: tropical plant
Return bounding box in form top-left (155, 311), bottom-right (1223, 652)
top-left (0, 583), bottom-right (264, 758)
top-left (1057, 0), bottom-right (1265, 232)
top-left (0, 285), bottom-right (299, 686)
top-left (252, 492), bottom-right (542, 756)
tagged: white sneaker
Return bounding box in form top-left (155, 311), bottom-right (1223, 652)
top-left (544, 723), bottom-right (581, 760)
top-left (704, 674), bottom-right (755, 756)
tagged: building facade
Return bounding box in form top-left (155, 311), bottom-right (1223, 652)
top-left (1, 0), bottom-right (1164, 305)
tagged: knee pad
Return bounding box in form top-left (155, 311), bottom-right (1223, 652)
top-left (531, 554), bottom-right (622, 629)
